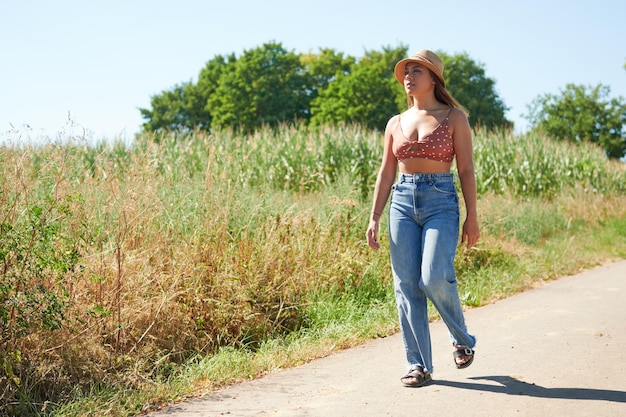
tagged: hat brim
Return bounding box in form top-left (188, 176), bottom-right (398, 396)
top-left (394, 57), bottom-right (445, 87)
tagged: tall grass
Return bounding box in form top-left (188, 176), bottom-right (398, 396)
top-left (473, 127), bottom-right (626, 196)
top-left (1, 125), bottom-right (625, 415)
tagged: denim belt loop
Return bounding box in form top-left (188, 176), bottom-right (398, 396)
top-left (402, 173), bottom-right (415, 183)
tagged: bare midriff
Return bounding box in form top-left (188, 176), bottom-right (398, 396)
top-left (399, 158), bottom-right (452, 174)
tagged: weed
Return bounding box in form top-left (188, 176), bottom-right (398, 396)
top-left (0, 124), bottom-right (624, 416)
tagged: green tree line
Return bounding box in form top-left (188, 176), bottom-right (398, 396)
top-left (139, 42), bottom-right (511, 133)
top-left (140, 42), bottom-right (626, 159)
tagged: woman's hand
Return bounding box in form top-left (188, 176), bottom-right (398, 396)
top-left (461, 217), bottom-right (480, 249)
top-left (366, 220), bottom-right (380, 250)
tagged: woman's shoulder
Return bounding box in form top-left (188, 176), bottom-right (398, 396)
top-left (447, 107), bottom-right (470, 127)
top-left (385, 114), bottom-right (401, 131)
top-left (387, 113), bottom-right (401, 124)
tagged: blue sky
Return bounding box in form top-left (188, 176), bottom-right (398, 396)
top-left (1, 0), bottom-right (624, 144)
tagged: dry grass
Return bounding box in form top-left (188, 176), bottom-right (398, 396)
top-left (1, 126), bottom-right (625, 415)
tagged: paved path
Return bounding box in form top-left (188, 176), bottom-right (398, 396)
top-left (149, 261), bottom-right (626, 417)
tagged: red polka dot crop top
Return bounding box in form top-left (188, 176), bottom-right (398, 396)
top-left (392, 108), bottom-right (454, 163)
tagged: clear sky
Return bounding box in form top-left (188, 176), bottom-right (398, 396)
top-left (1, 0), bottom-right (624, 145)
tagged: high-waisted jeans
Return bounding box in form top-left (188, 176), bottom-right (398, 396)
top-left (388, 173), bottom-right (475, 374)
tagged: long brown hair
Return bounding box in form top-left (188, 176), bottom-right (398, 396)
top-left (406, 69), bottom-right (469, 116)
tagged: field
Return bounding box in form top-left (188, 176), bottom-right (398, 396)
top-left (1, 124), bottom-right (626, 416)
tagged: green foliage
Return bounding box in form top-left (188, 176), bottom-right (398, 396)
top-left (310, 46), bottom-right (407, 130)
top-left (139, 43), bottom-right (514, 135)
top-left (487, 202), bottom-right (569, 245)
top-left (195, 53), bottom-right (237, 125)
top-left (0, 191), bottom-right (86, 410)
top-left (206, 41), bottom-right (309, 133)
top-left (439, 51), bottom-right (512, 130)
top-left (139, 82), bottom-right (211, 133)
top-left (300, 48), bottom-right (355, 102)
top-left (525, 83), bottom-right (626, 159)
top-left (2, 126), bottom-right (626, 415)
top-left (472, 127), bottom-right (626, 197)
top-left (597, 217), bottom-right (626, 258)
top-left (0, 196), bottom-right (83, 338)
top-left (189, 124), bottom-right (381, 199)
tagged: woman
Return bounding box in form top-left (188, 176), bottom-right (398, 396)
top-left (366, 49), bottom-right (479, 387)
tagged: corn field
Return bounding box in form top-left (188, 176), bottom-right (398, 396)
top-left (1, 124), bottom-right (625, 415)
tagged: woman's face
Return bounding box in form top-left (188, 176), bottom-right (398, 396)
top-left (403, 62), bottom-right (434, 93)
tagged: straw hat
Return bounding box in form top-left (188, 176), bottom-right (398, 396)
top-left (394, 49), bottom-right (445, 87)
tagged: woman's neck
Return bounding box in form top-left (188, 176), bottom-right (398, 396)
top-left (410, 94), bottom-right (441, 111)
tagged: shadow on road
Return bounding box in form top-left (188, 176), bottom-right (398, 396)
top-left (435, 376), bottom-right (626, 403)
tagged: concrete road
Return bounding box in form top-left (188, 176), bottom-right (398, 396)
top-left (148, 261), bottom-right (626, 417)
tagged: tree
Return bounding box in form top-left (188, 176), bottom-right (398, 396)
top-left (311, 48), bottom-right (511, 131)
top-left (139, 54), bottom-right (236, 133)
top-left (139, 44), bottom-right (512, 135)
top-left (139, 82), bottom-right (209, 133)
top-left (206, 42), bottom-right (309, 133)
top-left (437, 52), bottom-right (511, 130)
top-left (195, 53), bottom-right (237, 126)
top-left (525, 84), bottom-right (626, 159)
top-left (300, 48), bottom-right (355, 111)
top-left (310, 46), bottom-right (407, 130)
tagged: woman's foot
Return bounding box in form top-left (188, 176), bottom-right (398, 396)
top-left (401, 366), bottom-right (432, 387)
top-left (453, 347), bottom-right (475, 369)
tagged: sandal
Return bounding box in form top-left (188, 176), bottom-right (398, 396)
top-left (453, 347), bottom-right (475, 369)
top-left (401, 366), bottom-right (432, 387)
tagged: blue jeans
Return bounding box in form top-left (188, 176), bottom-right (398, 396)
top-left (388, 173), bottom-right (475, 374)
